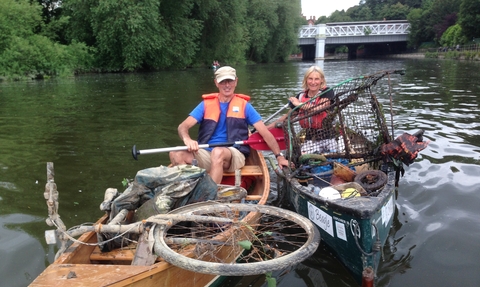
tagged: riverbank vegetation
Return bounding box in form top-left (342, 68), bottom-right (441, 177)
top-left (316, 0), bottom-right (480, 54)
top-left (425, 48), bottom-right (480, 60)
top-left (2, 0), bottom-right (480, 80)
top-left (0, 0), bottom-right (303, 79)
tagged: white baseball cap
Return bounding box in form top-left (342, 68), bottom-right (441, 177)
top-left (215, 66), bottom-right (237, 82)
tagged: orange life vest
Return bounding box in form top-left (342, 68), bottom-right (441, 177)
top-left (198, 93), bottom-right (251, 156)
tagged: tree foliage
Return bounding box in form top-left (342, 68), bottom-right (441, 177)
top-left (319, 0), bottom-right (478, 49)
top-left (1, 0), bottom-right (303, 76)
top-left (193, 0), bottom-right (249, 65)
top-left (4, 0), bottom-right (480, 78)
top-left (379, 3), bottom-right (410, 20)
top-left (458, 0), bottom-right (480, 41)
top-left (425, 0), bottom-right (461, 41)
top-left (261, 0), bottom-right (303, 63)
top-left (407, 8), bottom-right (429, 48)
top-left (347, 6), bottom-right (374, 22)
top-left (0, 0), bottom-right (92, 79)
top-left (329, 11), bottom-right (352, 23)
top-left (440, 24), bottom-right (468, 46)
top-left (245, 0), bottom-right (280, 62)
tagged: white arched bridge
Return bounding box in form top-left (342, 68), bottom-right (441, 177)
top-left (298, 20), bottom-right (410, 60)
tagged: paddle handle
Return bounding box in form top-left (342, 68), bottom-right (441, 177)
top-left (263, 103), bottom-right (290, 124)
top-left (251, 103), bottom-right (290, 133)
top-left (132, 140), bottom-right (246, 160)
top-left (132, 128), bottom-right (285, 160)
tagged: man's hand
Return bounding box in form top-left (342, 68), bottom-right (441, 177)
top-left (276, 156), bottom-right (290, 168)
top-left (183, 138), bottom-right (199, 152)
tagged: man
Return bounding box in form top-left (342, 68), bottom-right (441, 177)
top-left (169, 66), bottom-right (289, 183)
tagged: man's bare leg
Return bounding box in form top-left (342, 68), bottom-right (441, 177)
top-left (169, 151), bottom-right (194, 166)
top-left (209, 147), bottom-right (232, 183)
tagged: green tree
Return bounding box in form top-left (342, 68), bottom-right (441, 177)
top-left (407, 8), bottom-right (430, 48)
top-left (0, 0), bottom-right (41, 51)
top-left (62, 0), bottom-right (97, 46)
top-left (315, 16), bottom-right (329, 24)
top-left (91, 0), bottom-right (202, 70)
top-left (263, 0), bottom-right (303, 62)
top-left (440, 24), bottom-right (468, 46)
top-left (245, 0), bottom-right (279, 62)
top-left (363, 0), bottom-right (383, 17)
top-left (347, 5), bottom-right (374, 22)
top-left (379, 3), bottom-right (410, 20)
top-left (406, 0), bottom-right (461, 46)
top-left (329, 10), bottom-right (353, 23)
top-left (405, 0), bottom-right (423, 8)
top-left (458, 0), bottom-right (480, 41)
top-left (0, 0), bottom-right (91, 78)
top-left (191, 0), bottom-right (249, 66)
top-left (31, 0), bottom-right (69, 43)
top-left (2, 0), bottom-right (306, 76)
top-left (425, 0), bottom-right (461, 42)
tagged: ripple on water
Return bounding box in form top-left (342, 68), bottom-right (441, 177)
top-left (0, 181), bottom-right (17, 191)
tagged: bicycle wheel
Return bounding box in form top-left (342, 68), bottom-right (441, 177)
top-left (153, 202), bottom-right (320, 276)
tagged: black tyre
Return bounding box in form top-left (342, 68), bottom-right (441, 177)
top-left (354, 170), bottom-right (388, 192)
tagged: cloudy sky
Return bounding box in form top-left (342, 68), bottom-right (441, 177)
top-left (301, 0), bottom-right (360, 18)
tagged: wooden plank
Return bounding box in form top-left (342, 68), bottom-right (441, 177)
top-left (223, 165), bottom-right (262, 177)
top-left (245, 195), bottom-right (262, 201)
top-left (90, 247), bottom-right (136, 262)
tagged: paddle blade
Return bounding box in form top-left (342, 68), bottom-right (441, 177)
top-left (248, 128), bottom-right (286, 151)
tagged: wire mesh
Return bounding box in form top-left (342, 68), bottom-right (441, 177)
top-left (284, 70), bottom-right (404, 168)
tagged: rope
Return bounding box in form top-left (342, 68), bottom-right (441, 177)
top-left (353, 222), bottom-right (381, 257)
top-left (52, 218), bottom-right (140, 247)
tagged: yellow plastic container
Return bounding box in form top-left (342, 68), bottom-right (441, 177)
top-left (341, 187), bottom-right (361, 198)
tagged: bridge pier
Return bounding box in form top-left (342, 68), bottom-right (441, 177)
top-left (314, 24), bottom-right (326, 61)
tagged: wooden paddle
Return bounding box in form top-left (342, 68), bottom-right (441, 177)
top-left (132, 128), bottom-right (285, 160)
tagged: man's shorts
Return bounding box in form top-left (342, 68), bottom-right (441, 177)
top-left (195, 147), bottom-right (245, 173)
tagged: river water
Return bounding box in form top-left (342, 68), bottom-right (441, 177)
top-left (1, 58), bottom-right (479, 287)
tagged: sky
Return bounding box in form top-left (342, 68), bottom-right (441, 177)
top-left (301, 0), bottom-right (360, 19)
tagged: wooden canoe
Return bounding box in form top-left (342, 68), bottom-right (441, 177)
top-left (30, 148), bottom-right (270, 287)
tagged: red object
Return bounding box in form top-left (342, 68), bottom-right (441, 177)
top-left (362, 267), bottom-right (375, 287)
top-left (220, 176), bottom-right (255, 190)
top-left (247, 128), bottom-right (285, 150)
top-left (330, 174), bottom-right (346, 185)
top-left (380, 131), bottom-right (429, 166)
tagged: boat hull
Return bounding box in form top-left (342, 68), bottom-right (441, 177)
top-left (31, 148), bottom-right (270, 287)
top-left (284, 167), bottom-right (397, 283)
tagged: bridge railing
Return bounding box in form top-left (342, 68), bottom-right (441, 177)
top-left (327, 23), bottom-right (409, 36)
top-left (299, 26), bottom-right (320, 38)
top-left (299, 22), bottom-right (410, 38)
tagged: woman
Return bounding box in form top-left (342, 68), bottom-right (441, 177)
top-left (267, 65), bottom-right (337, 154)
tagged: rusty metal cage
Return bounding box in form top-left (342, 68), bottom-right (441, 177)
top-left (283, 70), bottom-right (404, 168)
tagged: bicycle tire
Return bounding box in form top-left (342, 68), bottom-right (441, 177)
top-left (153, 202), bottom-right (320, 276)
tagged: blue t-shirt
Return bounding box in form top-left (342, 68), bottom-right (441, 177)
top-left (190, 101), bottom-right (262, 147)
